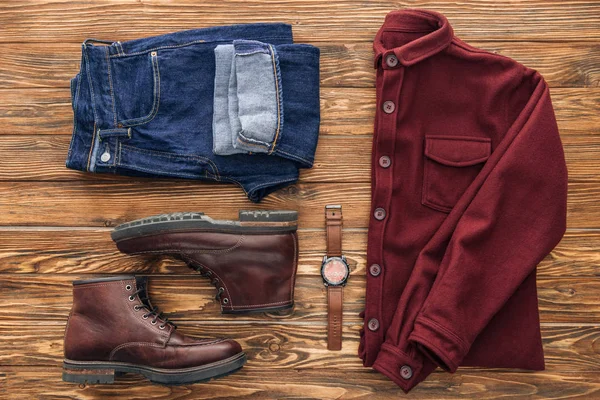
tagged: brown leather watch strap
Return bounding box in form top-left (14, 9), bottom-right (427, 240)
top-left (327, 286), bottom-right (343, 350)
top-left (325, 205), bottom-right (344, 351)
top-left (325, 206), bottom-right (343, 257)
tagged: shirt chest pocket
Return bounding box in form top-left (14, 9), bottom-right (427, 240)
top-left (422, 135), bottom-right (491, 213)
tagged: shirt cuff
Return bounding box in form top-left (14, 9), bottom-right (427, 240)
top-left (372, 343), bottom-right (437, 393)
top-left (407, 315), bottom-right (469, 373)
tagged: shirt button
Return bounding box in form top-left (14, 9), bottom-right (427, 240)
top-left (367, 318), bottom-right (380, 331)
top-left (369, 264), bottom-right (382, 277)
top-left (382, 101), bottom-right (395, 114)
top-left (374, 208), bottom-right (386, 220)
top-left (400, 365), bottom-right (413, 380)
top-left (386, 54), bottom-right (399, 68)
top-left (379, 156), bottom-right (391, 168)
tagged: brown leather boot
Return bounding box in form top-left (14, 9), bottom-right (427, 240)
top-left (111, 211), bottom-right (298, 314)
top-left (63, 276), bottom-right (246, 385)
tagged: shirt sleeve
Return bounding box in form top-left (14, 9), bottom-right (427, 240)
top-left (372, 72), bottom-right (568, 391)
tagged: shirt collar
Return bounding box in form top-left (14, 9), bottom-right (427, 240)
top-left (374, 9), bottom-right (454, 68)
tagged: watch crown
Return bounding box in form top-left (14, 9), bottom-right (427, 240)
top-left (342, 255), bottom-right (347, 262)
top-left (322, 255), bottom-right (328, 263)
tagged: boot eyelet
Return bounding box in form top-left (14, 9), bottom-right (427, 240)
top-left (223, 298), bottom-right (229, 304)
top-left (151, 320), bottom-right (157, 325)
top-left (142, 314), bottom-right (149, 319)
top-left (125, 285), bottom-right (132, 291)
top-left (134, 305), bottom-right (141, 311)
top-left (128, 295), bottom-right (135, 301)
top-left (159, 325), bottom-right (166, 330)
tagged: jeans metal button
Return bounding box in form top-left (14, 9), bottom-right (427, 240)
top-left (367, 318), bottom-right (380, 331)
top-left (369, 264), bottom-right (382, 277)
top-left (383, 101), bottom-right (395, 114)
top-left (379, 156), bottom-right (391, 168)
top-left (100, 152), bottom-right (111, 162)
top-left (374, 208), bottom-right (386, 220)
top-left (386, 54), bottom-right (399, 68)
top-left (400, 365), bottom-right (413, 380)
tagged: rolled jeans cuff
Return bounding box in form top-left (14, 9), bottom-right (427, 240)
top-left (213, 41), bottom-right (320, 167)
top-left (372, 343), bottom-right (437, 393)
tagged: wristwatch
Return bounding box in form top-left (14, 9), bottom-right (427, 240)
top-left (321, 205), bottom-right (350, 351)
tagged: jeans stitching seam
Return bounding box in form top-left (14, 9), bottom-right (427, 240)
top-left (108, 36), bottom-right (291, 58)
top-left (119, 143), bottom-right (218, 177)
top-left (267, 44), bottom-right (282, 154)
top-left (105, 47), bottom-right (118, 127)
top-left (67, 71), bottom-right (83, 161)
top-left (118, 52), bottom-right (160, 127)
top-left (83, 46), bottom-right (99, 172)
top-left (115, 163), bottom-right (201, 179)
top-left (275, 149), bottom-right (313, 165)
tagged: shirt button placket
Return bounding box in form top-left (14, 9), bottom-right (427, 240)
top-left (374, 208), bottom-right (386, 220)
top-left (366, 59), bottom-right (404, 353)
top-left (379, 156), bottom-right (391, 168)
top-left (368, 318), bottom-right (380, 332)
top-left (369, 264), bottom-right (382, 277)
top-left (382, 100), bottom-right (396, 114)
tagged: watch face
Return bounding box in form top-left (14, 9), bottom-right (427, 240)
top-left (322, 257), bottom-right (349, 286)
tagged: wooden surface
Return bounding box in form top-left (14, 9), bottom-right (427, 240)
top-left (0, 1), bottom-right (599, 399)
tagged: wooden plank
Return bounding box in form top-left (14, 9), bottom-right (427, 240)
top-left (2, 324), bottom-right (600, 375)
top-left (0, 181), bottom-right (597, 229)
top-left (0, 229), bottom-right (598, 278)
top-left (3, 366), bottom-right (600, 399)
top-left (0, 1), bottom-right (599, 43)
top-left (1, 88), bottom-right (597, 136)
top-left (1, 274), bottom-right (600, 324)
top-left (1, 42), bottom-right (598, 89)
top-left (0, 134), bottom-right (599, 183)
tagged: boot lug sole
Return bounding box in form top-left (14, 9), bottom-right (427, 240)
top-left (111, 211), bottom-right (298, 242)
top-left (62, 352), bottom-right (246, 385)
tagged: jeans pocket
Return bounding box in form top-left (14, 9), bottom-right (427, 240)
top-left (109, 51), bottom-right (161, 127)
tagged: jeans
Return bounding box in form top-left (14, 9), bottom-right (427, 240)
top-left (66, 24), bottom-right (320, 202)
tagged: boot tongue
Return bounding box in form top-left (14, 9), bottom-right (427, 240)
top-left (135, 276), bottom-right (153, 308)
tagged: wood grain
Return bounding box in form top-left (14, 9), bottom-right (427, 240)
top-left (1, 274), bottom-right (600, 324)
top-left (0, 229), bottom-right (599, 277)
top-left (0, 1), bottom-right (598, 398)
top-left (2, 324), bottom-right (600, 374)
top-left (2, 366), bottom-right (600, 399)
top-left (1, 42), bottom-right (598, 89)
top-left (1, 1), bottom-right (599, 43)
top-left (1, 88), bottom-right (598, 136)
top-left (1, 134), bottom-right (600, 183)
top-left (0, 181), bottom-right (598, 229)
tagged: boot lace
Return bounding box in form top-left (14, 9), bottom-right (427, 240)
top-left (188, 265), bottom-right (225, 301)
top-left (130, 287), bottom-right (176, 330)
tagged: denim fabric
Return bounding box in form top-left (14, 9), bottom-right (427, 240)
top-left (66, 24), bottom-right (321, 202)
top-left (213, 40), bottom-right (284, 155)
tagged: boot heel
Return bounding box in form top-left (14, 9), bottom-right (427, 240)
top-left (62, 363), bottom-right (116, 384)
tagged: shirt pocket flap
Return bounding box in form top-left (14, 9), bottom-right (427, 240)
top-left (425, 136), bottom-right (491, 167)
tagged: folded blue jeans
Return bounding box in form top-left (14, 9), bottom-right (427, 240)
top-left (66, 24), bottom-right (320, 202)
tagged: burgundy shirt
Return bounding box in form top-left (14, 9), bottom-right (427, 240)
top-left (358, 9), bottom-right (568, 392)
